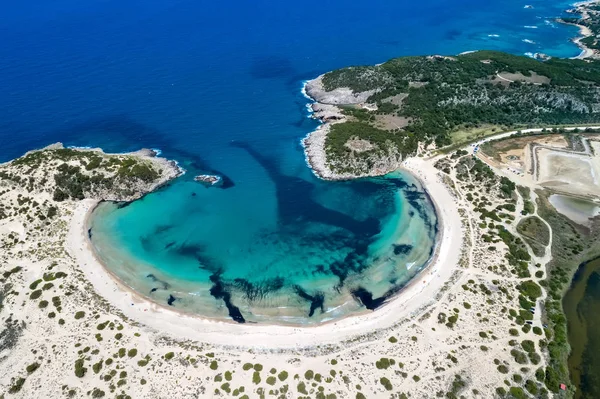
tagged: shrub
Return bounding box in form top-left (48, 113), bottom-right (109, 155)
top-left (297, 382), bottom-right (307, 394)
top-left (525, 379), bottom-right (538, 395)
top-left (521, 340), bottom-right (535, 353)
top-left (74, 311), bottom-right (85, 319)
top-left (93, 361), bottom-right (103, 374)
top-left (304, 370), bottom-right (314, 380)
top-left (380, 377), bottom-right (393, 390)
top-left (39, 300), bottom-right (49, 309)
top-left (164, 352), bottom-right (174, 360)
top-left (252, 371), bottom-right (261, 384)
top-left (9, 378), bottom-right (26, 394)
top-left (518, 280), bottom-right (542, 300)
top-left (266, 376), bottom-right (276, 385)
top-left (278, 371), bottom-right (288, 381)
top-left (510, 349), bottom-right (528, 364)
top-left (388, 336), bottom-right (397, 343)
top-left (210, 360), bottom-right (218, 370)
top-left (30, 290), bottom-right (42, 300)
top-left (74, 359), bottom-right (87, 378)
top-left (253, 364), bottom-right (263, 372)
top-left (375, 357), bottom-right (394, 369)
top-left (528, 352), bottom-right (541, 365)
top-left (497, 365), bottom-right (509, 374)
top-left (26, 362), bottom-right (40, 373)
top-left (242, 363), bottom-right (253, 371)
top-left (509, 386), bottom-right (527, 399)
top-left (29, 279), bottom-right (42, 290)
top-left (509, 328), bottom-right (519, 336)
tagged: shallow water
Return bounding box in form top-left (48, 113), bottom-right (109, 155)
top-left (549, 194), bottom-right (600, 226)
top-left (89, 171), bottom-right (437, 324)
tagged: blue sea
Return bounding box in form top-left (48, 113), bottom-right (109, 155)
top-left (0, 0), bottom-right (583, 323)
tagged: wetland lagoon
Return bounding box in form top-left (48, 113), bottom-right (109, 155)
top-left (564, 257), bottom-right (600, 398)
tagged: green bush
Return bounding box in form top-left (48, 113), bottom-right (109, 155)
top-left (521, 340), bottom-right (535, 353)
top-left (9, 377), bottom-right (26, 394)
top-left (74, 359), bottom-right (87, 378)
top-left (380, 377), bottom-right (393, 390)
top-left (297, 382), bottom-right (307, 394)
top-left (278, 370), bottom-right (288, 381)
top-left (26, 362), bottom-right (40, 373)
top-left (30, 290), bottom-right (42, 300)
top-left (92, 361), bottom-right (103, 374)
top-left (74, 311), bottom-right (85, 319)
top-left (242, 363), bottom-right (253, 371)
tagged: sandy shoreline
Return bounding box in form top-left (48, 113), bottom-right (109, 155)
top-left (562, 0), bottom-right (600, 59)
top-left (69, 157), bottom-right (462, 349)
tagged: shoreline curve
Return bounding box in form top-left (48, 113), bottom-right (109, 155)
top-left (69, 158), bottom-right (462, 348)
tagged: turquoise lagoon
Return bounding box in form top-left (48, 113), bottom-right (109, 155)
top-left (89, 170), bottom-right (437, 324)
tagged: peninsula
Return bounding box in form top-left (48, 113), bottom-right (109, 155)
top-left (303, 50), bottom-right (600, 179)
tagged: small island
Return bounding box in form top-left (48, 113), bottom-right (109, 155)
top-left (194, 174), bottom-right (222, 186)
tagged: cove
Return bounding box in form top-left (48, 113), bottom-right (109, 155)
top-left (88, 165), bottom-right (438, 325)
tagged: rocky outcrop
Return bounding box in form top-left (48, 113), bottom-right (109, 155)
top-left (302, 79), bottom-right (402, 181)
top-left (194, 174), bottom-right (222, 186)
top-left (305, 75), bottom-right (378, 105)
top-left (302, 125), bottom-right (403, 180)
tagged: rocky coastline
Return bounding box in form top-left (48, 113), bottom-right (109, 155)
top-left (301, 76), bottom-right (402, 180)
top-left (4, 143), bottom-right (184, 203)
top-left (559, 0), bottom-right (600, 60)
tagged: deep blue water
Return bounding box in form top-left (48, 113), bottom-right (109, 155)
top-left (0, 0), bottom-right (581, 162)
top-left (0, 0), bottom-right (583, 323)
